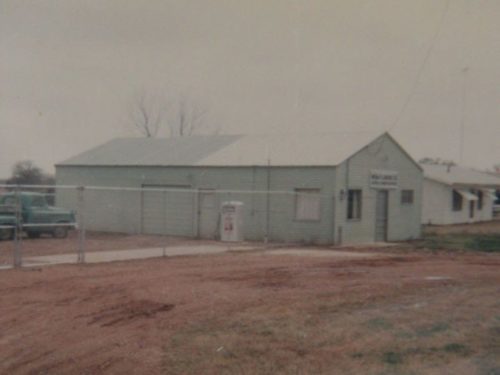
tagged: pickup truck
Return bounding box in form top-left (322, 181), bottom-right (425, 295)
top-left (0, 192), bottom-right (76, 240)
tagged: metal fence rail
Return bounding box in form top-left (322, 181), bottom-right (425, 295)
top-left (0, 184), bottom-right (335, 268)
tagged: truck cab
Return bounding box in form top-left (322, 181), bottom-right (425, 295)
top-left (0, 192), bottom-right (76, 240)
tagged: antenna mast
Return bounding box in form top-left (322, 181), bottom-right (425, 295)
top-left (459, 66), bottom-right (469, 164)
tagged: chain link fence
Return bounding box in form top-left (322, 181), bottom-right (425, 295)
top-left (0, 184), bottom-right (335, 269)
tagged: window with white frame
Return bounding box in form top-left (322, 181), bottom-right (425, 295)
top-left (347, 189), bottom-right (362, 220)
top-left (295, 188), bottom-right (321, 221)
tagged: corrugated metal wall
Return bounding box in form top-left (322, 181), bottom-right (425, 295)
top-left (56, 165), bottom-right (338, 244)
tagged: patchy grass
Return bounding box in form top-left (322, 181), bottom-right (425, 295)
top-left (394, 322), bottom-right (451, 341)
top-left (443, 343), bottom-right (469, 354)
top-left (414, 322), bottom-right (450, 338)
top-left (366, 317), bottom-right (394, 331)
top-left (382, 351), bottom-right (404, 365)
top-left (378, 343), bottom-right (472, 368)
top-left (466, 236), bottom-right (500, 252)
top-left (162, 299), bottom-right (498, 374)
top-left (417, 234), bottom-right (500, 252)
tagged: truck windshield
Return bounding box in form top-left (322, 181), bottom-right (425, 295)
top-left (31, 196), bottom-right (47, 207)
top-left (1, 196), bottom-right (16, 206)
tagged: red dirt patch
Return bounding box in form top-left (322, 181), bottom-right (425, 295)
top-left (0, 250), bottom-right (499, 374)
top-left (86, 300), bottom-right (175, 327)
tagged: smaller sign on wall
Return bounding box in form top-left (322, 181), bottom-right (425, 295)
top-left (370, 169), bottom-right (398, 189)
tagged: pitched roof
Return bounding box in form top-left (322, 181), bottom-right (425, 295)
top-left (57, 131), bottom-right (387, 167)
top-left (422, 164), bottom-right (500, 188)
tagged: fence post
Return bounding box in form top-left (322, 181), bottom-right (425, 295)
top-left (77, 186), bottom-right (86, 264)
top-left (13, 185), bottom-right (22, 268)
top-left (194, 189), bottom-right (200, 239)
top-left (264, 180), bottom-right (271, 248)
top-left (162, 188), bottom-right (167, 255)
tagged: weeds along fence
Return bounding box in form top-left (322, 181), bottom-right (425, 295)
top-left (0, 184), bottom-right (335, 268)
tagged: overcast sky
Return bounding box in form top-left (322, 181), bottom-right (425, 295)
top-left (1, 0), bottom-right (499, 178)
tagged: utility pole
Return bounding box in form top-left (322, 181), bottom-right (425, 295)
top-left (459, 66), bottom-right (469, 164)
top-left (265, 147), bottom-right (271, 247)
top-left (293, 0), bottom-right (301, 134)
top-left (13, 186), bottom-right (22, 268)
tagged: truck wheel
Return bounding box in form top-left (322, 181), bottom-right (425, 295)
top-left (27, 231), bottom-right (41, 239)
top-left (0, 228), bottom-right (13, 241)
top-left (52, 226), bottom-right (68, 239)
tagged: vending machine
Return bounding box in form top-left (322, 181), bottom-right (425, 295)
top-left (220, 201), bottom-right (244, 242)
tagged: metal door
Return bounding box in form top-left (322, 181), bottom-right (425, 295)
top-left (198, 189), bottom-right (218, 239)
top-left (375, 190), bottom-right (389, 242)
top-left (142, 189), bottom-right (164, 234)
top-left (142, 185), bottom-right (194, 236)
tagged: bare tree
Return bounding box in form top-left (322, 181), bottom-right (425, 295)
top-left (129, 91), bottom-right (213, 138)
top-left (170, 95), bottom-right (208, 137)
top-left (419, 157), bottom-right (456, 166)
top-left (129, 91), bottom-right (163, 138)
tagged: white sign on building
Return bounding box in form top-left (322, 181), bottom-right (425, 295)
top-left (370, 170), bottom-right (398, 189)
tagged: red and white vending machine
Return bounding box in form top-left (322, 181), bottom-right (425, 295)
top-left (220, 201), bottom-right (244, 242)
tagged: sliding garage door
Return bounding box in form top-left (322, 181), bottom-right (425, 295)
top-left (141, 185), bottom-right (195, 237)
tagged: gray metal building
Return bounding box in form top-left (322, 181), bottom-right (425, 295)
top-left (56, 132), bottom-right (423, 244)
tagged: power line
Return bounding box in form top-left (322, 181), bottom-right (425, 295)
top-left (459, 66), bottom-right (469, 164)
top-left (388, 0), bottom-right (451, 133)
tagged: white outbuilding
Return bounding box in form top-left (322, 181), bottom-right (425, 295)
top-left (421, 164), bottom-right (500, 225)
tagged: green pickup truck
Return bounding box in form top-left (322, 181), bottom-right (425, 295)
top-left (0, 192), bottom-right (77, 240)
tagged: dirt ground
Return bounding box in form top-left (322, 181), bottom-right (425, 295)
top-left (1, 249), bottom-right (499, 374)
